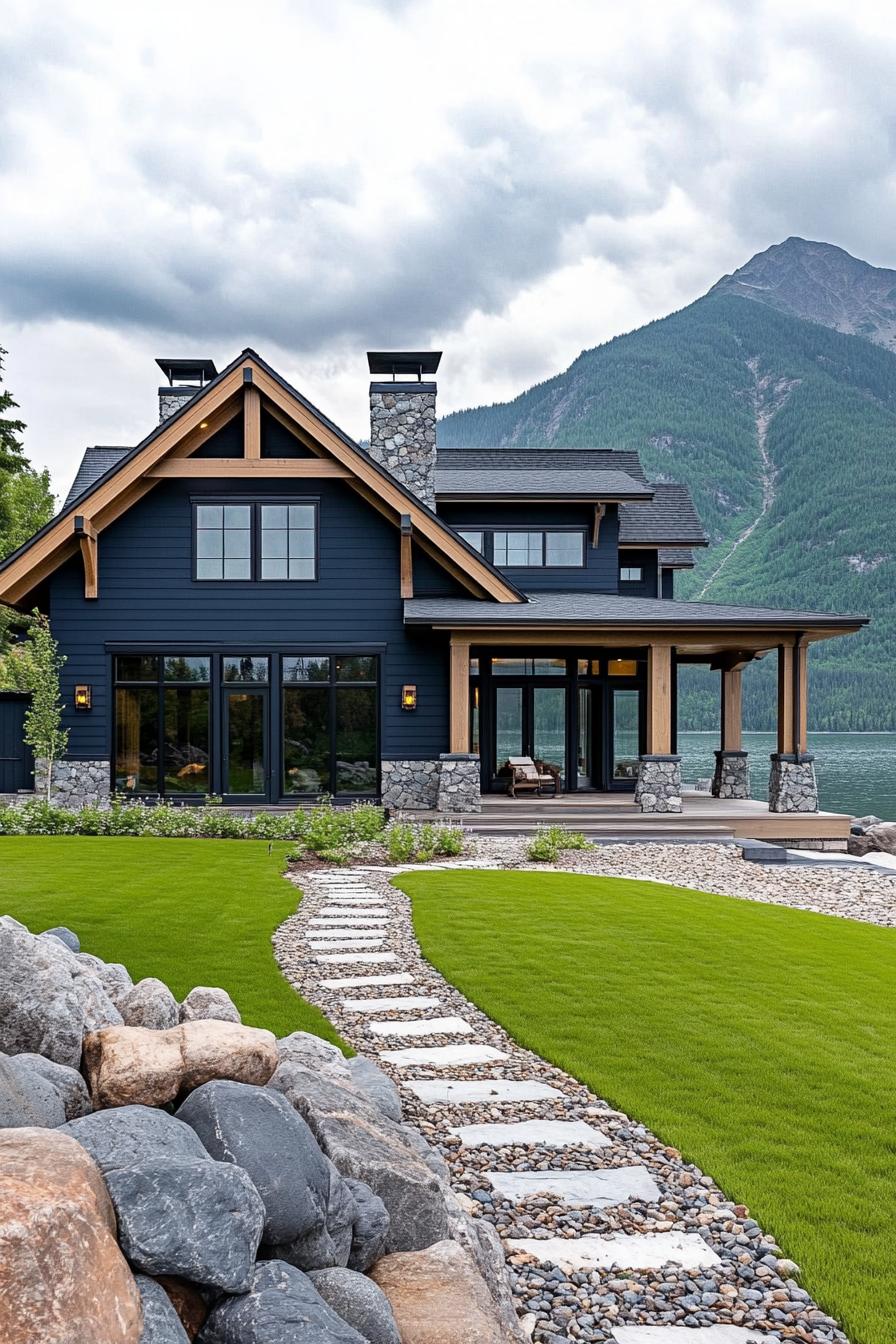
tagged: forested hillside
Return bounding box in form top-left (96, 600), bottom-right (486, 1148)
top-left (440, 288), bottom-right (896, 729)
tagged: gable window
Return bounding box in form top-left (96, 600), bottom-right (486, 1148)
top-left (492, 529), bottom-right (585, 568)
top-left (193, 499), bottom-right (318, 582)
top-left (620, 566), bottom-right (642, 582)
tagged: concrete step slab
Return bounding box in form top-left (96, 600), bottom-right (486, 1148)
top-left (612, 1329), bottom-right (765, 1344)
top-left (319, 906), bottom-right (389, 916)
top-left (379, 1043), bottom-right (508, 1068)
top-left (342, 995), bottom-right (441, 1013)
top-left (506, 1230), bottom-right (721, 1272)
top-left (306, 931), bottom-right (386, 942)
top-left (308, 938), bottom-right (386, 949)
top-left (315, 951), bottom-right (399, 964)
top-left (484, 1166), bottom-right (660, 1207)
top-left (368, 1015), bottom-right (472, 1039)
top-left (448, 1119), bottom-right (610, 1149)
top-left (321, 972), bottom-right (415, 989)
top-left (404, 1078), bottom-right (565, 1104)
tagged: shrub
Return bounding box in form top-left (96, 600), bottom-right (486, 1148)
top-left (385, 822), bottom-right (417, 864)
top-left (348, 802), bottom-right (388, 842)
top-left (434, 824), bottom-right (464, 856)
top-left (526, 824), bottom-right (593, 863)
top-left (305, 803), bottom-right (353, 855)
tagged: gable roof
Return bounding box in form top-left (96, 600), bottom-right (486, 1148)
top-left (618, 483), bottom-right (708, 547)
top-left (64, 446), bottom-right (131, 509)
top-left (0, 349), bottom-right (524, 608)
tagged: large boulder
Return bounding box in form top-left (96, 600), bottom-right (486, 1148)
top-left (347, 1056), bottom-right (402, 1122)
top-left (443, 1189), bottom-right (529, 1342)
top-left (135, 1275), bottom-right (191, 1343)
top-left (0, 1127), bottom-right (142, 1344)
top-left (43, 925), bottom-right (80, 952)
top-left (0, 915), bottom-right (121, 1066)
top-left (120, 978), bottom-right (180, 1031)
top-left (309, 1267), bottom-right (400, 1344)
top-left (62, 1104), bottom-right (209, 1172)
top-left (863, 821), bottom-right (896, 855)
top-left (269, 1061), bottom-right (450, 1252)
top-left (15, 1051), bottom-right (93, 1119)
top-left (83, 1021), bottom-right (278, 1108)
top-left (370, 1239), bottom-right (517, 1344)
top-left (179, 987), bottom-right (241, 1024)
top-left (269, 1157), bottom-right (357, 1271)
top-left (0, 1052), bottom-right (67, 1128)
top-left (277, 1030), bottom-right (350, 1078)
top-left (106, 1157), bottom-right (265, 1292)
top-left (78, 954), bottom-right (135, 1009)
top-left (175, 1080), bottom-right (330, 1244)
top-left (345, 1177), bottom-right (390, 1272)
top-left (197, 1259), bottom-right (367, 1344)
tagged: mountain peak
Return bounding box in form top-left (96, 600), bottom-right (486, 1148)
top-left (710, 238), bottom-right (896, 349)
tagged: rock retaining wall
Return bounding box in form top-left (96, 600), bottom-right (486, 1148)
top-left (635, 754), bottom-right (682, 813)
top-left (768, 752), bottom-right (818, 813)
top-left (380, 760), bottom-right (441, 811)
top-left (35, 758), bottom-right (110, 809)
top-left (436, 753), bottom-right (481, 814)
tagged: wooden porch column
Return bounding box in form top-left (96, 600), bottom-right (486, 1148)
top-left (449, 637), bottom-right (471, 753)
top-left (776, 642), bottom-right (795, 754)
top-left (795, 637), bottom-right (808, 755)
top-left (645, 643), bottom-right (673, 755)
top-left (720, 666), bottom-right (743, 751)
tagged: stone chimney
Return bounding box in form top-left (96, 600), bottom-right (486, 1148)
top-left (367, 351), bottom-right (441, 509)
top-left (156, 358), bottom-right (218, 423)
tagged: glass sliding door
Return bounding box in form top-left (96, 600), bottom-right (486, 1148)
top-left (612, 688), bottom-right (640, 781)
top-left (495, 686), bottom-right (524, 766)
top-left (281, 654), bottom-right (379, 798)
top-left (532, 686), bottom-right (566, 780)
top-left (283, 686), bottom-right (330, 794)
top-left (225, 690), bottom-right (267, 796)
top-left (334, 687), bottom-right (377, 794)
top-left (577, 686), bottom-right (594, 788)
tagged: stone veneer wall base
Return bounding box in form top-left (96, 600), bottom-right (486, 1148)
top-left (436, 753), bottom-right (481, 814)
top-left (380, 759), bottom-right (441, 811)
top-left (34, 758), bottom-right (111, 809)
top-left (711, 749), bottom-right (750, 800)
top-left (635, 754), bottom-right (682, 814)
top-left (768, 753), bottom-right (819, 813)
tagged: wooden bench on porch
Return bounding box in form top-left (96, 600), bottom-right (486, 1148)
top-left (504, 756), bottom-right (562, 798)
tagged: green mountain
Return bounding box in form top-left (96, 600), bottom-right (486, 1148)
top-left (440, 241), bottom-right (896, 730)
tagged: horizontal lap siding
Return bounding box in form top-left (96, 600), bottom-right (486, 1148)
top-left (438, 502), bottom-right (619, 592)
top-left (50, 477), bottom-right (456, 761)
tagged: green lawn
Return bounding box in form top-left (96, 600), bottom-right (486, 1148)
top-left (396, 869), bottom-right (896, 1344)
top-left (0, 836), bottom-right (341, 1044)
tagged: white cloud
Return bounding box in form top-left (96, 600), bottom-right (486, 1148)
top-left (2, 0), bottom-right (896, 490)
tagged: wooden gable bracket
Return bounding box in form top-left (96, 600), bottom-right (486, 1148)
top-left (400, 515), bottom-right (414, 599)
top-left (243, 368), bottom-right (261, 459)
top-left (592, 502), bottom-right (606, 546)
top-left (73, 515), bottom-right (97, 599)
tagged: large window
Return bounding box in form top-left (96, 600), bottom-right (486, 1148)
top-left (194, 499), bottom-right (318, 582)
top-left (490, 529), bottom-right (585, 568)
top-left (282, 655), bottom-right (377, 796)
top-left (115, 655), bottom-right (210, 795)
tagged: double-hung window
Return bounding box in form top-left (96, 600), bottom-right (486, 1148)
top-left (194, 499), bottom-right (318, 581)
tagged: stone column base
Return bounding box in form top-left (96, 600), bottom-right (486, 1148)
top-left (635, 755), bottom-right (682, 813)
top-left (380, 760), bottom-right (441, 811)
top-left (35, 758), bottom-right (111, 808)
top-left (437, 753), bottom-right (481, 814)
top-left (711, 750), bottom-right (750, 799)
top-left (768, 753), bottom-right (818, 813)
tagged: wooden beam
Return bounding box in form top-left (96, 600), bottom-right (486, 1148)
top-left (166, 398), bottom-right (242, 460)
top-left (74, 516), bottom-right (97, 600)
top-left (777, 642), bottom-right (794, 754)
top-left (720, 666), bottom-right (742, 751)
top-left (147, 459), bottom-right (352, 479)
top-left (400, 516), bottom-right (414, 600)
top-left (592, 502), bottom-right (606, 547)
top-left (449, 637), bottom-right (471, 753)
top-left (646, 642), bottom-right (673, 755)
top-left (244, 383), bottom-right (261, 460)
top-left (795, 637), bottom-right (809, 756)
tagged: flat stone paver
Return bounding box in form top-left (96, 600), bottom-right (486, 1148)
top-left (320, 972), bottom-right (415, 989)
top-left (507, 1231), bottom-right (721, 1272)
top-left (448, 1119), bottom-right (610, 1148)
top-left (367, 1015), bottom-right (472, 1038)
top-left (379, 1042), bottom-right (508, 1068)
top-left (342, 994), bottom-right (441, 1013)
top-left (311, 915), bottom-right (390, 923)
top-left (306, 931), bottom-right (385, 942)
top-left (612, 1328), bottom-right (766, 1343)
top-left (308, 938), bottom-right (386, 949)
top-left (315, 951), bottom-right (398, 964)
top-left (483, 1166), bottom-right (661, 1207)
top-left (404, 1078), bottom-right (566, 1104)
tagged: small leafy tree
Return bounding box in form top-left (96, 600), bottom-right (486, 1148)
top-left (20, 613), bottom-right (68, 801)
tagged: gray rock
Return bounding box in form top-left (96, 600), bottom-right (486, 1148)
top-left (345, 1177), bottom-right (389, 1272)
top-left (444, 1188), bottom-right (530, 1342)
top-left (277, 1031), bottom-right (349, 1078)
top-left (179, 986), bottom-right (241, 1024)
top-left (864, 821), bottom-right (896, 855)
top-left (308, 1267), bottom-right (400, 1344)
top-left (854, 814), bottom-right (883, 829)
top-left (42, 926), bottom-right (80, 952)
top-left (120, 977), bottom-right (180, 1030)
top-left (0, 1052), bottom-right (67, 1128)
top-left (135, 1275), bottom-right (190, 1343)
top-left (198, 1260), bottom-right (367, 1344)
top-left (175, 1080), bottom-right (330, 1245)
top-left (0, 917), bottom-right (121, 1066)
top-left (14, 1052), bottom-right (92, 1119)
top-left (347, 1056), bottom-right (402, 1122)
top-left (269, 1062), bottom-right (450, 1253)
top-left (269, 1157), bottom-right (357, 1271)
top-left (62, 1104), bottom-right (209, 1173)
top-left (106, 1158), bottom-right (265, 1292)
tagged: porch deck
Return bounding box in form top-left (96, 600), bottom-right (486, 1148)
top-left (430, 791), bottom-right (852, 847)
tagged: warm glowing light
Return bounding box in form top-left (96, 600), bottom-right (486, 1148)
top-left (401, 684), bottom-right (417, 710)
top-left (74, 684), bottom-right (92, 710)
top-left (199, 420), bottom-right (209, 429)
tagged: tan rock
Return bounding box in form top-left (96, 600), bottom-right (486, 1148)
top-left (83, 1024), bottom-right (184, 1108)
top-left (179, 1019), bottom-right (278, 1091)
top-left (0, 1127), bottom-right (142, 1344)
top-left (370, 1238), bottom-right (517, 1343)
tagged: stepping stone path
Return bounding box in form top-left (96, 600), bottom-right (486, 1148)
top-left (274, 865), bottom-right (849, 1344)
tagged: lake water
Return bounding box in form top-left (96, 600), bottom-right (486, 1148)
top-left (678, 731), bottom-right (896, 821)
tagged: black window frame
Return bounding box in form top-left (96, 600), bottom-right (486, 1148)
top-left (113, 653), bottom-right (212, 798)
top-left (619, 565), bottom-right (643, 583)
top-left (281, 652), bottom-right (379, 798)
top-left (480, 527), bottom-right (587, 569)
top-left (192, 496), bottom-right (320, 584)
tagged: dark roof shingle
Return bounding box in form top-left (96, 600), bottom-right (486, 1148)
top-left (619, 483), bottom-right (707, 546)
top-left (435, 467), bottom-right (651, 500)
top-left (63, 446), bottom-right (131, 509)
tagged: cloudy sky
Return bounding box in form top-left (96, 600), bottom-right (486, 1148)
top-left (3, 0), bottom-right (896, 498)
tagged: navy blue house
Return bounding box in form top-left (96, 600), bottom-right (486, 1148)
top-left (0, 350), bottom-right (865, 819)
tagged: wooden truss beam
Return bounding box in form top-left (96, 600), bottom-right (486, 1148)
top-left (243, 379), bottom-right (261, 459)
top-left (449, 637), bottom-right (471, 752)
top-left (74, 516), bottom-right (97, 600)
top-left (400, 516), bottom-right (414, 599)
top-left (592, 502), bottom-right (606, 546)
top-left (146, 460), bottom-right (352, 479)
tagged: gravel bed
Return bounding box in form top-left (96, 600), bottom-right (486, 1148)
top-left (273, 853), bottom-right (857, 1343)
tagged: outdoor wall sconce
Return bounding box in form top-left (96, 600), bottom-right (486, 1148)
top-left (401, 684), bottom-right (417, 711)
top-left (74, 684), bottom-right (92, 711)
